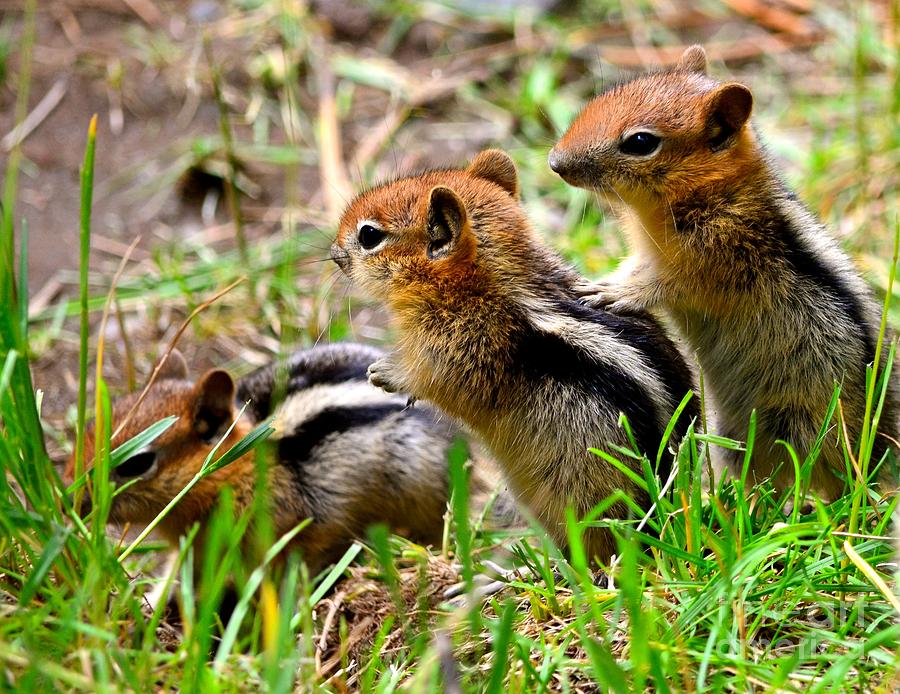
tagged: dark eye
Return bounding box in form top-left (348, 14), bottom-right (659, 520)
top-left (358, 224), bottom-right (386, 250)
top-left (114, 450), bottom-right (157, 479)
top-left (619, 132), bottom-right (661, 156)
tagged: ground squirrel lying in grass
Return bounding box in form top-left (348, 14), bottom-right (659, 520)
top-left (64, 344), bottom-right (503, 576)
top-left (331, 149), bottom-right (697, 563)
top-left (548, 46), bottom-right (899, 497)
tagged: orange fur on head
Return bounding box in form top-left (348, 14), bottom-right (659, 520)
top-left (550, 49), bottom-right (758, 205)
top-left (65, 362), bottom-right (253, 543)
top-left (333, 150), bottom-right (530, 317)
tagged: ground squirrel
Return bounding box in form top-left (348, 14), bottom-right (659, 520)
top-left (64, 344), bottom-right (501, 576)
top-left (549, 46), bottom-right (898, 496)
top-left (331, 149), bottom-right (697, 562)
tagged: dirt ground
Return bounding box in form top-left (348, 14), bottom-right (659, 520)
top-left (5, 3), bottom-right (217, 289)
top-left (6, 1), bottom-right (574, 435)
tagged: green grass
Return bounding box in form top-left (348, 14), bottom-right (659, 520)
top-left (2, 0), bottom-right (900, 691)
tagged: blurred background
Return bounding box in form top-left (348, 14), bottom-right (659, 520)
top-left (0, 0), bottom-right (896, 459)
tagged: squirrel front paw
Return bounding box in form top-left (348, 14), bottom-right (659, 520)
top-left (576, 282), bottom-right (649, 314)
top-left (575, 257), bottom-right (662, 315)
top-left (573, 279), bottom-right (608, 299)
top-left (574, 279), bottom-right (619, 307)
top-left (367, 356), bottom-right (405, 394)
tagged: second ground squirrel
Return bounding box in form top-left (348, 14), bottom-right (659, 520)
top-left (332, 149), bottom-right (697, 562)
top-left (549, 46), bottom-right (899, 496)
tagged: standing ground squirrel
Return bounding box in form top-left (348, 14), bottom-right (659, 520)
top-left (64, 344), bottom-right (503, 576)
top-left (331, 149), bottom-right (697, 562)
top-left (549, 46), bottom-right (898, 496)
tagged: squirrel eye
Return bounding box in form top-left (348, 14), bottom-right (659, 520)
top-left (357, 224), bottom-right (386, 250)
top-left (619, 132), bottom-right (661, 156)
top-left (114, 450), bottom-right (158, 479)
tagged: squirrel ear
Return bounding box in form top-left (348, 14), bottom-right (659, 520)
top-left (192, 369), bottom-right (235, 441)
top-left (677, 45), bottom-right (707, 74)
top-left (706, 82), bottom-right (753, 147)
top-left (426, 186), bottom-right (468, 260)
top-left (467, 149), bottom-right (519, 198)
top-left (156, 349), bottom-right (189, 381)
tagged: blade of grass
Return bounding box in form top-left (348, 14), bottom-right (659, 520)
top-left (843, 540), bottom-right (900, 615)
top-left (214, 520), bottom-right (310, 666)
top-left (485, 600), bottom-right (516, 694)
top-left (73, 114), bottom-right (98, 514)
top-left (18, 525), bottom-right (70, 605)
top-left (308, 541), bottom-right (362, 607)
top-left (852, 218), bottom-right (899, 537)
top-left (17, 219), bottom-right (27, 345)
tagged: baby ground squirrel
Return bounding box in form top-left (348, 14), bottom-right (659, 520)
top-left (64, 343), bottom-right (502, 576)
top-left (331, 149), bottom-right (697, 562)
top-left (549, 46), bottom-right (899, 496)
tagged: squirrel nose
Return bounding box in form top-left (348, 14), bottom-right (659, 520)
top-left (331, 243), bottom-right (350, 272)
top-left (548, 148), bottom-right (569, 176)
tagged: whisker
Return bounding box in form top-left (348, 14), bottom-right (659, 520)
top-left (305, 226), bottom-right (338, 242)
top-left (579, 195), bottom-right (588, 240)
top-left (537, 106), bottom-right (562, 138)
top-left (342, 282), bottom-right (355, 339)
top-left (596, 51), bottom-right (605, 95)
top-left (295, 256), bottom-right (339, 268)
top-left (293, 238), bottom-right (335, 253)
top-left (665, 197), bottom-right (678, 247)
top-left (389, 111), bottom-right (399, 176)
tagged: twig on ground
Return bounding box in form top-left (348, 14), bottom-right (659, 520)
top-left (28, 277), bottom-right (64, 318)
top-left (721, 0), bottom-right (818, 36)
top-left (315, 590), bottom-right (346, 676)
top-left (312, 36), bottom-right (353, 224)
top-left (1, 78), bottom-right (68, 152)
top-left (351, 70), bottom-right (498, 172)
top-left (111, 277), bottom-right (245, 440)
top-left (595, 33), bottom-right (823, 68)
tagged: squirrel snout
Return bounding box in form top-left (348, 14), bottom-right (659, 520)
top-left (548, 148), bottom-right (573, 178)
top-left (331, 243), bottom-right (350, 272)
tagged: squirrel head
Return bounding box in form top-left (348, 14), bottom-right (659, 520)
top-left (64, 351), bottom-right (248, 534)
top-left (331, 149), bottom-right (526, 310)
top-left (549, 45), bottom-right (755, 203)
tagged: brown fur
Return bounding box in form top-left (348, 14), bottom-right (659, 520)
top-left (550, 46), bottom-right (899, 496)
top-left (64, 353), bottom-right (489, 575)
top-left (333, 150), bottom-right (697, 562)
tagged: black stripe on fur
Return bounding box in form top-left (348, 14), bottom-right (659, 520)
top-left (555, 297), bottom-right (698, 447)
top-left (237, 344), bottom-right (384, 420)
top-left (512, 310), bottom-right (686, 494)
top-left (276, 403), bottom-right (407, 465)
